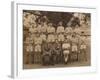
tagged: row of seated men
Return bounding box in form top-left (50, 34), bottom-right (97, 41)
top-left (23, 32), bottom-right (87, 65)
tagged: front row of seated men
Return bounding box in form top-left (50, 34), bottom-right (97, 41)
top-left (24, 32), bottom-right (87, 65)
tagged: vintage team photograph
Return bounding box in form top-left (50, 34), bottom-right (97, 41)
top-left (23, 10), bottom-right (91, 69)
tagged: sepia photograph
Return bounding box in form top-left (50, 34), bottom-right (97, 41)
top-left (11, 1), bottom-right (97, 78)
top-left (23, 10), bottom-right (91, 69)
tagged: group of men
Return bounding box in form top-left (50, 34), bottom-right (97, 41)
top-left (23, 11), bottom-right (89, 65)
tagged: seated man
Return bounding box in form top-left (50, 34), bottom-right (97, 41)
top-left (54, 40), bottom-right (62, 64)
top-left (50, 43), bottom-right (59, 65)
top-left (42, 42), bottom-right (51, 65)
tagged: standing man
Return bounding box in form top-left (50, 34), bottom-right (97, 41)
top-left (41, 22), bottom-right (48, 34)
top-left (57, 21), bottom-right (65, 42)
top-left (56, 21), bottom-right (65, 63)
top-left (34, 33), bottom-right (42, 64)
top-left (74, 24), bottom-right (81, 38)
top-left (26, 43), bottom-right (34, 64)
top-left (37, 22), bottom-right (42, 34)
top-left (65, 26), bottom-right (72, 41)
top-left (71, 34), bottom-right (79, 61)
top-left (47, 22), bottom-right (56, 43)
top-left (79, 34), bottom-right (87, 61)
top-left (24, 36), bottom-right (34, 64)
top-left (47, 23), bottom-right (56, 43)
top-left (42, 41), bottom-right (51, 65)
top-left (62, 39), bottom-right (71, 64)
top-left (57, 21), bottom-right (64, 34)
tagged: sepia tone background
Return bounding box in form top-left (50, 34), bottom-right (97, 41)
top-left (23, 10), bottom-right (91, 69)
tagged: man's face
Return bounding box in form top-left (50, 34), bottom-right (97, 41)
top-left (35, 15), bottom-right (39, 19)
top-left (59, 22), bottom-right (62, 26)
top-left (43, 22), bottom-right (47, 25)
top-left (75, 25), bottom-right (79, 28)
top-left (48, 23), bottom-right (52, 26)
top-left (33, 23), bottom-right (37, 27)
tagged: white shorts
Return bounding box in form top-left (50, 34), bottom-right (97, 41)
top-left (62, 43), bottom-right (70, 49)
top-left (80, 45), bottom-right (86, 49)
top-left (67, 35), bottom-right (71, 40)
top-left (72, 45), bottom-right (78, 52)
top-left (63, 50), bottom-right (70, 55)
top-left (58, 38), bottom-right (64, 42)
top-left (40, 34), bottom-right (46, 41)
top-left (47, 35), bottom-right (55, 42)
top-left (34, 45), bottom-right (41, 52)
top-left (58, 34), bottom-right (64, 42)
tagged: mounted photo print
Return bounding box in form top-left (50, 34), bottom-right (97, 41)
top-left (11, 1), bottom-right (97, 78)
top-left (23, 10), bottom-right (91, 69)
